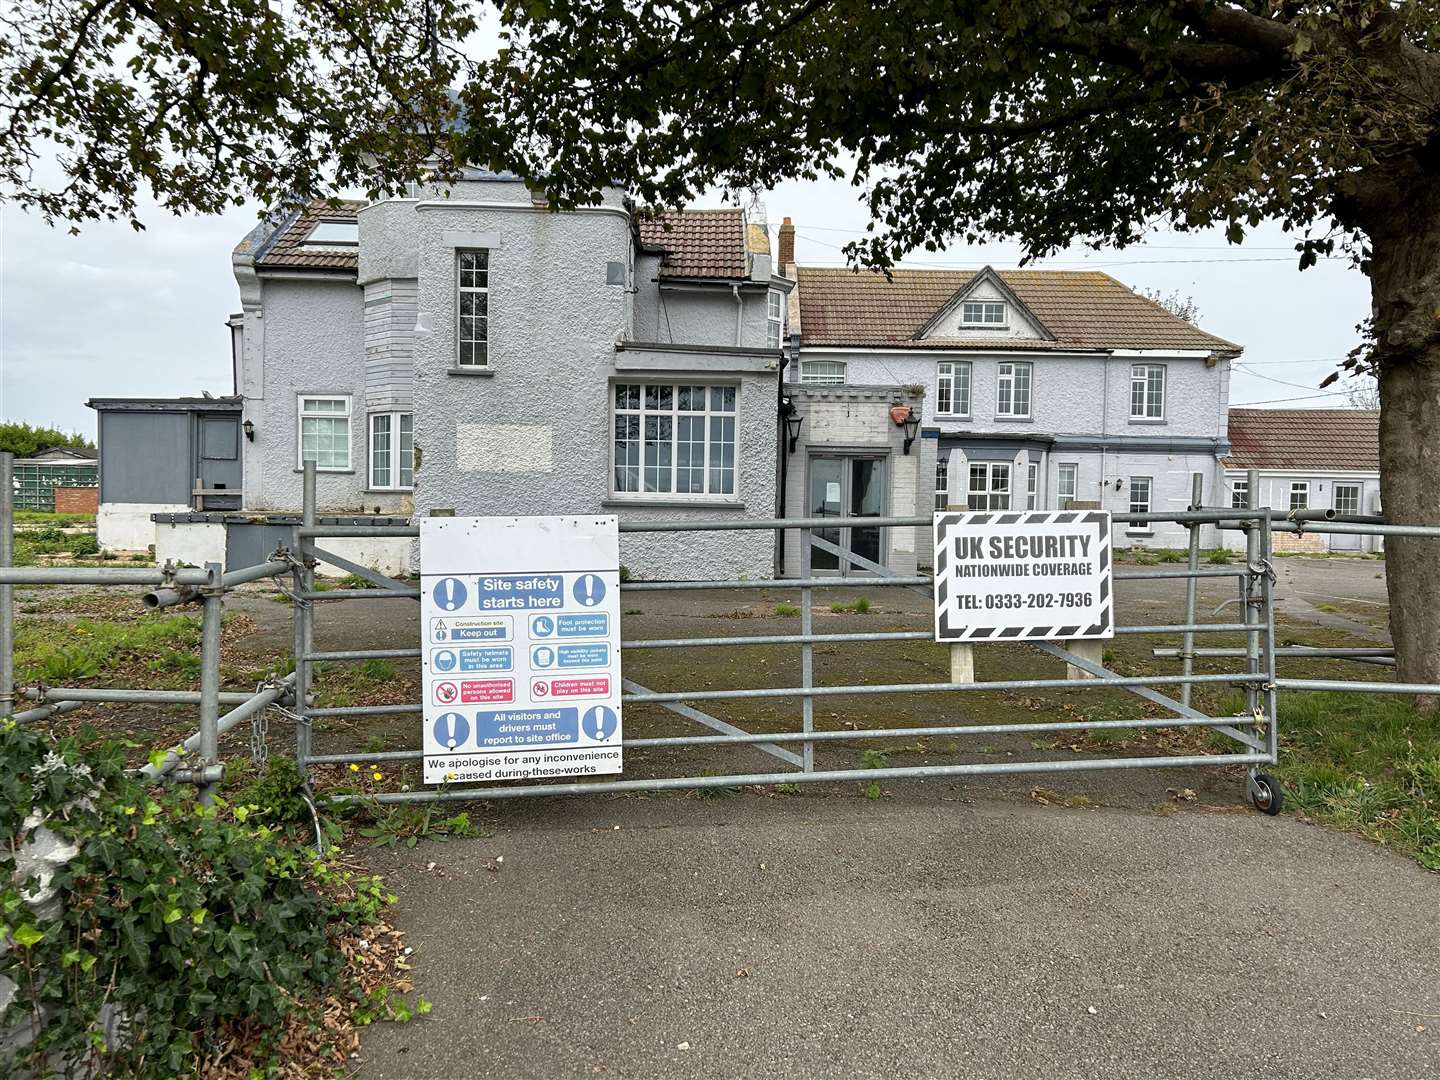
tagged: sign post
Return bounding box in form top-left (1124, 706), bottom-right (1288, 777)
top-left (420, 516), bottom-right (623, 785)
top-left (933, 510), bottom-right (1113, 643)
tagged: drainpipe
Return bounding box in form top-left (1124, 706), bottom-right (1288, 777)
top-left (776, 346), bottom-right (792, 577)
top-left (732, 284), bottom-right (744, 346)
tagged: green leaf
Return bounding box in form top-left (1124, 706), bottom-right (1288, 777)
top-left (13, 923), bottom-right (45, 947)
top-left (163, 907), bottom-right (182, 924)
top-left (191, 907), bottom-right (207, 925)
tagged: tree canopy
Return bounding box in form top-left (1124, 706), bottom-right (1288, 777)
top-left (0, 422), bottom-right (92, 458)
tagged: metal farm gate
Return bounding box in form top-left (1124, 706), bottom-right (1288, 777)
top-left (3, 455), bottom-right (1438, 823)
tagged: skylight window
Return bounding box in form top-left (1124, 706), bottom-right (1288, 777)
top-left (305, 220), bottom-right (359, 247)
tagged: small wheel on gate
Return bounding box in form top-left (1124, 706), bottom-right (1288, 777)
top-left (1249, 772), bottom-right (1283, 816)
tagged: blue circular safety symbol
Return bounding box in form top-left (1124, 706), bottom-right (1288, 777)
top-left (433, 712), bottom-right (470, 749)
top-left (572, 574), bottom-right (606, 607)
top-left (531, 646), bottom-right (556, 669)
top-left (433, 649), bottom-right (457, 672)
top-left (433, 577), bottom-right (468, 611)
top-left (582, 705), bottom-right (618, 741)
top-left (531, 615), bottom-right (555, 638)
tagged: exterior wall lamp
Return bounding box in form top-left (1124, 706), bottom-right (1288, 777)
top-left (779, 398), bottom-right (804, 453)
top-left (901, 408), bottom-right (920, 455)
top-left (242, 420), bottom-right (255, 442)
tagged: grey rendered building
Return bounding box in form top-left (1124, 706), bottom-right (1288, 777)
top-left (226, 175), bottom-right (791, 577)
top-left (779, 238), bottom-right (1242, 570)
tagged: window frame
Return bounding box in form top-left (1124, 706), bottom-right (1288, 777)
top-left (996, 362), bottom-right (1033, 419)
top-left (1128, 476), bottom-right (1153, 516)
top-left (966, 461), bottom-right (1011, 510)
top-left (1056, 463), bottom-right (1078, 509)
top-left (304, 220), bottom-right (359, 248)
top-left (296, 395), bottom-right (352, 472)
top-left (936, 361), bottom-right (972, 418)
top-left (934, 455), bottom-right (949, 511)
top-left (1333, 483), bottom-right (1361, 516)
top-left (456, 249), bottom-right (490, 369)
top-left (368, 411), bottom-right (414, 491)
top-left (799, 360), bottom-right (847, 385)
top-left (609, 381), bottom-right (740, 502)
top-left (960, 300), bottom-right (1006, 327)
top-left (1289, 481), bottom-right (1310, 511)
top-left (1231, 478), bottom-right (1250, 510)
top-left (1129, 364), bottom-right (1167, 420)
top-left (766, 289), bottom-right (784, 349)
top-left (1026, 462), bottom-right (1038, 510)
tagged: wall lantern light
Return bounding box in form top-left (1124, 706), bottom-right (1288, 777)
top-left (900, 408), bottom-right (920, 455)
top-left (779, 398), bottom-right (804, 453)
top-left (242, 420), bottom-right (255, 442)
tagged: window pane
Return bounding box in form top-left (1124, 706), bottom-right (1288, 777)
top-left (615, 383), bottom-right (640, 410)
top-left (678, 385), bottom-right (706, 410)
top-left (708, 415), bottom-right (735, 494)
top-left (370, 414), bottom-right (391, 487)
top-left (301, 416), bottom-right (349, 470)
top-left (801, 361), bottom-right (845, 385)
top-left (398, 414), bottom-right (414, 488)
top-left (935, 457), bottom-right (949, 510)
top-left (1231, 480), bottom-right (1249, 509)
top-left (613, 415), bottom-right (640, 492)
top-left (643, 416), bottom-right (673, 492)
top-left (956, 363), bottom-right (971, 415)
top-left (676, 415), bottom-right (706, 493)
top-left (711, 386), bottom-right (736, 412)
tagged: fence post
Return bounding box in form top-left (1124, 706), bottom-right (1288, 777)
top-left (949, 643), bottom-right (974, 683)
top-left (1181, 472), bottom-right (1203, 707)
top-left (197, 562), bottom-right (224, 805)
top-left (799, 526), bottom-right (814, 773)
top-left (1, 452), bottom-right (12, 718)
top-left (1243, 468), bottom-right (1261, 724)
top-left (294, 462), bottom-right (316, 772)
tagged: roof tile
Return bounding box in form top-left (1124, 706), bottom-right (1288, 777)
top-left (794, 266), bottom-right (1239, 352)
top-left (636, 209), bottom-right (747, 280)
top-left (1225, 408), bottom-right (1379, 470)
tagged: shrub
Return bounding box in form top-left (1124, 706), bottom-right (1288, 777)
top-left (67, 534), bottom-right (100, 558)
top-left (0, 723), bottom-right (378, 1077)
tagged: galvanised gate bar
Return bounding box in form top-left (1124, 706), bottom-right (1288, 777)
top-left (287, 465), bottom-right (1308, 815)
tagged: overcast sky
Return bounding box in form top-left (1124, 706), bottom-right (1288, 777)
top-left (1, 172), bottom-right (1372, 439)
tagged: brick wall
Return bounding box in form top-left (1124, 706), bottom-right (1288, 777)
top-left (53, 486), bottom-right (99, 514)
top-left (1271, 531), bottom-right (1326, 554)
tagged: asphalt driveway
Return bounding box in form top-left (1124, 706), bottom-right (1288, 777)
top-left (359, 788), bottom-right (1438, 1080)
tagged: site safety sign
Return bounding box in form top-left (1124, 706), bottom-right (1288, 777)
top-left (420, 516), bottom-right (623, 785)
top-left (933, 510), bottom-right (1113, 642)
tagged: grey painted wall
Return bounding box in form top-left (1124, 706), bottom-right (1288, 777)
top-left (407, 198), bottom-right (775, 579)
top-left (241, 277), bottom-right (410, 514)
top-left (833, 350), bottom-right (1229, 440)
top-left (97, 411), bottom-right (192, 504)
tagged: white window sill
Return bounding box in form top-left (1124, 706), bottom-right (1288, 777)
top-left (960, 324), bottom-right (1009, 331)
top-left (449, 366), bottom-right (494, 376)
top-left (294, 467), bottom-right (354, 475)
top-left (1128, 417), bottom-right (1167, 425)
top-left (993, 415), bottom-right (1034, 423)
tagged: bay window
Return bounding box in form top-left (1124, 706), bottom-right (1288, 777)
top-left (369, 412), bottom-right (414, 490)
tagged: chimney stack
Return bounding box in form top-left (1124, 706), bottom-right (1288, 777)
top-left (777, 217), bottom-right (795, 276)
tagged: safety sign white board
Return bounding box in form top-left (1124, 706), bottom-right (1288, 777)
top-left (933, 510), bottom-right (1113, 642)
top-left (421, 516), bottom-right (623, 784)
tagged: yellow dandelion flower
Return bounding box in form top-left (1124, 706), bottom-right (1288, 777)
top-left (349, 763), bottom-right (360, 772)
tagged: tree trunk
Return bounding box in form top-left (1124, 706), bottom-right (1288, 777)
top-left (1366, 175), bottom-right (1440, 712)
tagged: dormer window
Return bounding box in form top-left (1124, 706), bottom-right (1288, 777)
top-left (961, 300), bottom-right (1006, 327)
top-left (304, 220), bottom-right (359, 247)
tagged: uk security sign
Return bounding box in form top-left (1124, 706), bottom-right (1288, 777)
top-left (421, 516), bottom-right (623, 784)
top-left (933, 510), bottom-right (1113, 642)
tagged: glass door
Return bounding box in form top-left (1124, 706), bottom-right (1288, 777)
top-left (1331, 484), bottom-right (1363, 549)
top-left (807, 455), bottom-right (887, 574)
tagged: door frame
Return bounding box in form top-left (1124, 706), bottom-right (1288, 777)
top-left (1330, 483), bottom-right (1364, 550)
top-left (804, 448), bottom-right (892, 576)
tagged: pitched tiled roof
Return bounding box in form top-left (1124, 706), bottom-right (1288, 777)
top-left (248, 199), bottom-right (364, 271)
top-left (794, 267), bottom-right (1239, 352)
top-left (1225, 408), bottom-right (1379, 470)
top-left (636, 209), bottom-right (748, 279)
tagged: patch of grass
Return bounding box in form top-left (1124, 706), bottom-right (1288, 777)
top-left (1276, 692), bottom-right (1439, 871)
top-left (774, 603), bottom-right (801, 617)
top-left (1156, 548), bottom-right (1185, 563)
top-left (694, 767), bottom-right (738, 798)
top-left (358, 658), bottom-right (399, 682)
top-left (15, 614), bottom-right (202, 685)
top-left (859, 748), bottom-right (890, 799)
top-left (829, 596), bottom-right (871, 615)
top-left (13, 510), bottom-right (95, 525)
top-left (1205, 548), bottom-right (1232, 565)
top-left (334, 573), bottom-right (377, 590)
top-left (1129, 548), bottom-right (1160, 565)
top-left (1312, 602), bottom-right (1341, 614)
